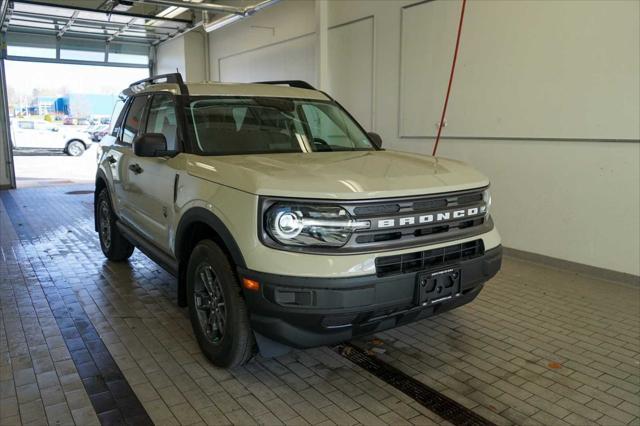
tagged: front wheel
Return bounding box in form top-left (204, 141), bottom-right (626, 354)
top-left (66, 140), bottom-right (85, 156)
top-left (187, 240), bottom-right (255, 368)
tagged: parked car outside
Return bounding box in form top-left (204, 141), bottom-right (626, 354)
top-left (10, 119), bottom-right (92, 156)
top-left (89, 124), bottom-right (109, 142)
top-left (63, 117), bottom-right (77, 125)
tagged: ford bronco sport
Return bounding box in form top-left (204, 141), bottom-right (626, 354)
top-left (95, 74), bottom-right (502, 367)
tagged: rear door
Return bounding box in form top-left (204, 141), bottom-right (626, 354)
top-left (34, 121), bottom-right (65, 149)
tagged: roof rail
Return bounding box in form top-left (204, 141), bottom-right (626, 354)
top-left (124, 73), bottom-right (189, 96)
top-left (253, 80), bottom-right (316, 90)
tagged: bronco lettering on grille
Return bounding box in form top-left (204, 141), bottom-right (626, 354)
top-left (376, 205), bottom-right (486, 229)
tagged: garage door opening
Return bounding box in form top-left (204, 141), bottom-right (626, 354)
top-left (0, 0), bottom-right (193, 189)
top-left (6, 60), bottom-right (147, 187)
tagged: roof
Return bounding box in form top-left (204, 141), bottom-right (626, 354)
top-left (135, 81), bottom-right (330, 101)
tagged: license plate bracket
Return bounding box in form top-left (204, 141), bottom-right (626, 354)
top-left (415, 268), bottom-right (461, 306)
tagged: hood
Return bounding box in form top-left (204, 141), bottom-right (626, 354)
top-left (186, 150), bottom-right (489, 200)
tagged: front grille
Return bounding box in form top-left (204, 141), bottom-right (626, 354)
top-left (346, 187), bottom-right (489, 251)
top-left (375, 240), bottom-right (484, 277)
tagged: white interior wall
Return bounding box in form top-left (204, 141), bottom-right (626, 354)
top-left (218, 34), bottom-right (316, 84)
top-left (183, 31), bottom-right (206, 83)
top-left (156, 31), bottom-right (206, 82)
top-left (156, 35), bottom-right (186, 77)
top-left (202, 0), bottom-right (640, 276)
top-left (209, 0), bottom-right (316, 81)
top-left (399, 0), bottom-right (640, 140)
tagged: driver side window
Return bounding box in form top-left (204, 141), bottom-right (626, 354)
top-left (145, 94), bottom-right (178, 151)
top-left (18, 121), bottom-right (35, 130)
top-left (301, 104), bottom-right (354, 149)
top-left (121, 96), bottom-right (147, 145)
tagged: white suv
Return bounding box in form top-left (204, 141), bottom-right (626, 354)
top-left (10, 119), bottom-right (92, 156)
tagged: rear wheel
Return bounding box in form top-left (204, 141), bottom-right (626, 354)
top-left (97, 189), bottom-right (134, 261)
top-left (66, 140), bottom-right (85, 156)
top-left (187, 240), bottom-right (254, 367)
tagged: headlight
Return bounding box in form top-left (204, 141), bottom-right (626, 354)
top-left (265, 203), bottom-right (369, 247)
top-left (483, 188), bottom-right (492, 216)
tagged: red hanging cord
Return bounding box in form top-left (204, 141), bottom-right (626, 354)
top-left (432, 0), bottom-right (467, 156)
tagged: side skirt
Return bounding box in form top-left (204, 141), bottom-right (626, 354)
top-left (116, 220), bottom-right (179, 277)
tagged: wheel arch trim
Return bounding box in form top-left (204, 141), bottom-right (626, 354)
top-left (175, 207), bottom-right (247, 269)
top-left (66, 138), bottom-right (88, 149)
top-left (94, 169), bottom-right (115, 232)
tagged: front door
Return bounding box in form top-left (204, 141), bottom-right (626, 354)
top-left (111, 95), bottom-right (147, 227)
top-left (124, 94), bottom-right (180, 252)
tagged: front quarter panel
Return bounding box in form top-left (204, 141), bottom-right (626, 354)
top-left (172, 172), bottom-right (258, 263)
top-left (174, 168), bottom-right (502, 279)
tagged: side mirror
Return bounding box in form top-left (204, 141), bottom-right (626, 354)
top-left (367, 132), bottom-right (383, 149)
top-left (134, 133), bottom-right (168, 157)
top-left (51, 127), bottom-right (59, 132)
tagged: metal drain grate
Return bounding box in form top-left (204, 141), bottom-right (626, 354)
top-left (334, 343), bottom-right (497, 426)
top-left (66, 190), bottom-right (94, 195)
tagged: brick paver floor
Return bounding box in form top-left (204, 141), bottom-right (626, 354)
top-left (1, 184), bottom-right (638, 425)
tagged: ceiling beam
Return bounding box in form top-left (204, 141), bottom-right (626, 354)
top-left (11, 10), bottom-right (183, 32)
top-left (0, 0), bottom-right (13, 33)
top-left (5, 54), bottom-right (149, 68)
top-left (56, 10), bottom-right (78, 38)
top-left (107, 17), bottom-right (137, 42)
top-left (125, 0), bottom-right (245, 16)
top-left (8, 25), bottom-right (157, 44)
top-left (12, 0), bottom-right (192, 24)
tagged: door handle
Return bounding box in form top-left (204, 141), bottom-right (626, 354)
top-left (128, 163), bottom-right (143, 174)
top-left (106, 155), bottom-right (116, 164)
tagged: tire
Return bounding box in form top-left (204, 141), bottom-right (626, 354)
top-left (187, 240), bottom-right (255, 368)
top-left (66, 140), bottom-right (85, 156)
top-left (97, 188), bottom-right (134, 261)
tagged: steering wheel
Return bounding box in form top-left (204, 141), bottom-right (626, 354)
top-left (312, 137), bottom-right (332, 151)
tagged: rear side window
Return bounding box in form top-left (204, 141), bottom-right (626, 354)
top-left (109, 98), bottom-right (127, 137)
top-left (35, 121), bottom-right (55, 131)
top-left (122, 96), bottom-right (147, 144)
top-left (18, 121), bottom-right (34, 130)
top-left (145, 95), bottom-right (178, 151)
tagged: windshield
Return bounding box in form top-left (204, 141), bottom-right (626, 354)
top-left (186, 97), bottom-right (375, 155)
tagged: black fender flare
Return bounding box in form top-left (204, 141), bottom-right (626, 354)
top-left (94, 169), bottom-right (111, 232)
top-left (174, 207), bottom-right (247, 269)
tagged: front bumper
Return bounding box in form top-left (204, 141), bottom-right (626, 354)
top-left (239, 245), bottom-right (502, 349)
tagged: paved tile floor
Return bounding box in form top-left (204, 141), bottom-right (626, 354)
top-left (0, 184), bottom-right (638, 426)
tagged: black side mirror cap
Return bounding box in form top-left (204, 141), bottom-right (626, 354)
top-left (367, 132), bottom-right (383, 149)
top-left (133, 133), bottom-right (170, 157)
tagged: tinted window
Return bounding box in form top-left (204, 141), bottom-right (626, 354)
top-left (35, 121), bottom-right (55, 131)
top-left (18, 121), bottom-right (34, 130)
top-left (109, 98), bottom-right (127, 137)
top-left (145, 95), bottom-right (178, 150)
top-left (122, 96), bottom-right (147, 144)
top-left (187, 98), bottom-right (374, 155)
top-left (302, 104), bottom-right (359, 149)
